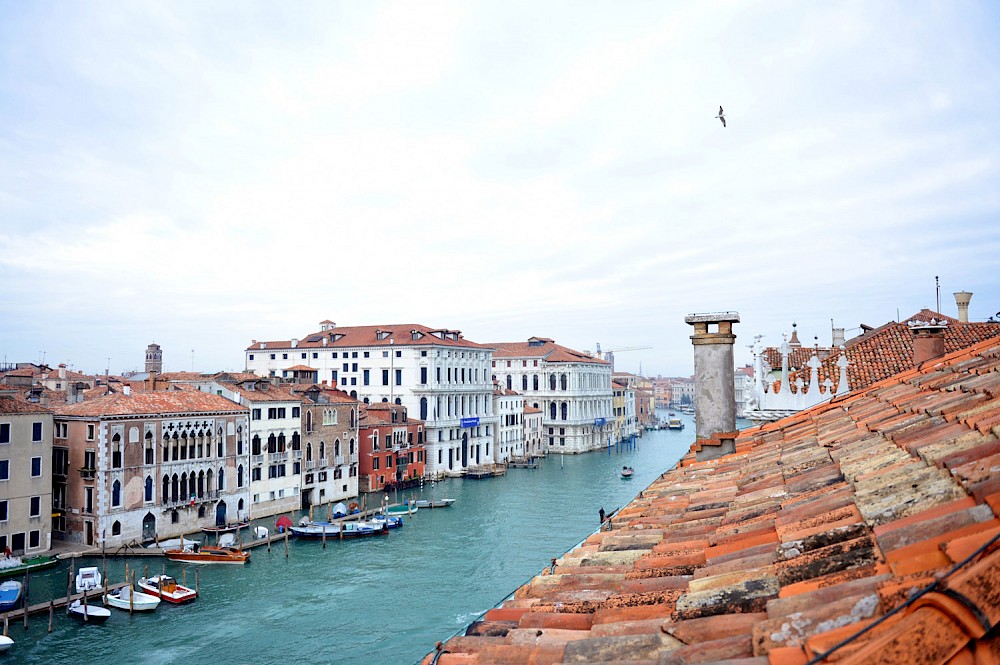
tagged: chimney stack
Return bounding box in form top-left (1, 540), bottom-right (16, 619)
top-left (909, 318), bottom-right (948, 366)
top-left (685, 312), bottom-right (739, 462)
top-left (954, 291), bottom-right (972, 323)
top-left (832, 327), bottom-right (845, 347)
top-left (58, 364), bottom-right (67, 380)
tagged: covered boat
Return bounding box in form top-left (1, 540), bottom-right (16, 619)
top-left (367, 513), bottom-right (403, 529)
top-left (290, 521), bottom-right (388, 539)
top-left (137, 575), bottom-right (197, 604)
top-left (104, 584), bottom-right (160, 612)
top-left (165, 543), bottom-right (250, 565)
top-left (201, 520), bottom-right (249, 535)
top-left (75, 566), bottom-right (103, 594)
top-left (67, 599), bottom-right (112, 623)
top-left (0, 555), bottom-right (58, 579)
top-left (0, 580), bottom-right (22, 611)
top-left (666, 417), bottom-right (684, 430)
top-left (385, 501), bottom-right (417, 517)
top-left (413, 498), bottom-right (455, 509)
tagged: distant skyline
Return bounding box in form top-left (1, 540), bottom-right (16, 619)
top-left (2, 2), bottom-right (998, 377)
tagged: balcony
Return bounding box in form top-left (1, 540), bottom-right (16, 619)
top-left (319, 458), bottom-right (328, 468)
top-left (335, 455), bottom-right (345, 466)
top-left (78, 467), bottom-right (96, 480)
top-left (268, 452), bottom-right (287, 463)
top-left (252, 455), bottom-right (264, 465)
top-left (349, 453), bottom-right (358, 464)
top-left (306, 460), bottom-right (316, 470)
top-left (293, 451), bottom-right (303, 461)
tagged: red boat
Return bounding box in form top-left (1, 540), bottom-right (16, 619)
top-left (137, 575), bottom-right (198, 604)
top-left (165, 544), bottom-right (250, 565)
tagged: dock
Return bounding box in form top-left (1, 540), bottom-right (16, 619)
top-left (1, 582), bottom-right (128, 623)
top-left (466, 464), bottom-right (507, 479)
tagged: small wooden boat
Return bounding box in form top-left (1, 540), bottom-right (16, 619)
top-left (67, 599), bottom-right (112, 623)
top-left (386, 501), bottom-right (418, 517)
top-left (621, 466), bottom-right (634, 478)
top-left (0, 580), bottom-right (22, 611)
top-left (0, 635), bottom-right (12, 652)
top-left (104, 584), bottom-right (161, 612)
top-left (0, 555), bottom-right (58, 579)
top-left (201, 520), bottom-right (250, 535)
top-left (165, 543), bottom-right (250, 565)
top-left (290, 521), bottom-right (388, 539)
top-left (75, 566), bottom-right (103, 594)
top-left (137, 575), bottom-right (197, 604)
top-left (413, 498), bottom-right (455, 509)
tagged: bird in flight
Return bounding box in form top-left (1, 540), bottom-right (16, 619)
top-left (716, 106), bottom-right (726, 127)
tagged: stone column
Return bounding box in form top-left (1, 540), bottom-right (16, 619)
top-left (685, 312), bottom-right (739, 462)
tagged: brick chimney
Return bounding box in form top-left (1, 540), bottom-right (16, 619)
top-left (685, 312), bottom-right (739, 462)
top-left (909, 318), bottom-right (948, 366)
top-left (954, 291), bottom-right (972, 323)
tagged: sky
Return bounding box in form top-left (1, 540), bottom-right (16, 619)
top-left (1, 1), bottom-right (998, 378)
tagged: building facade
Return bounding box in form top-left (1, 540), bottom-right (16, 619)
top-left (244, 321), bottom-right (498, 478)
top-left (52, 391), bottom-right (249, 546)
top-left (523, 406), bottom-right (544, 458)
top-left (487, 338), bottom-right (613, 454)
top-left (493, 386), bottom-right (525, 463)
top-left (0, 391), bottom-right (53, 555)
top-left (297, 385), bottom-right (360, 509)
top-left (358, 403), bottom-right (425, 493)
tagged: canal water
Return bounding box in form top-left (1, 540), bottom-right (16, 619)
top-left (6, 412), bottom-right (699, 664)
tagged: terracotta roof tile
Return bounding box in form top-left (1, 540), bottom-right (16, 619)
top-left (427, 336), bottom-right (1000, 663)
top-left (52, 391), bottom-right (247, 417)
top-left (249, 324), bottom-right (491, 351)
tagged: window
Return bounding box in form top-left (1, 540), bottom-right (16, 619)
top-left (0, 424), bottom-right (10, 444)
top-left (29, 496), bottom-right (40, 517)
top-left (32, 422), bottom-right (42, 442)
top-left (29, 530), bottom-right (39, 549)
top-left (282, 353), bottom-right (288, 359)
top-left (382, 370), bottom-right (389, 385)
top-left (363, 352), bottom-right (369, 358)
top-left (0, 501), bottom-right (5, 521)
top-left (301, 353), bottom-right (307, 359)
top-left (363, 369), bottom-right (370, 385)
top-left (420, 367), bottom-right (427, 384)
top-left (249, 354), bottom-right (255, 360)
top-left (0, 460), bottom-right (7, 481)
top-left (86, 424), bottom-right (96, 440)
top-left (312, 352), bottom-right (318, 359)
top-left (342, 363), bottom-right (349, 372)
top-left (270, 354), bottom-right (276, 360)
top-left (112, 480), bottom-right (121, 507)
top-left (85, 487), bottom-right (94, 514)
top-left (395, 369), bottom-right (402, 386)
top-left (292, 407), bottom-right (300, 418)
top-left (145, 476), bottom-right (154, 502)
top-left (373, 457), bottom-right (379, 470)
top-left (252, 409), bottom-right (262, 421)
top-left (30, 457), bottom-right (42, 477)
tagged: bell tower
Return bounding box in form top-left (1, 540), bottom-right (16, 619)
top-left (145, 343), bottom-right (163, 374)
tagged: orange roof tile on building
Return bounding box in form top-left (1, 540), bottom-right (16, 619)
top-left (247, 324), bottom-right (493, 351)
top-left (225, 384), bottom-right (304, 403)
top-left (487, 338), bottom-right (609, 365)
top-left (424, 336), bottom-right (1000, 664)
top-left (52, 391), bottom-right (247, 417)
top-left (0, 394), bottom-right (53, 414)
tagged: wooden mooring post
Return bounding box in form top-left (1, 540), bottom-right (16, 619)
top-left (48, 600), bottom-right (53, 632)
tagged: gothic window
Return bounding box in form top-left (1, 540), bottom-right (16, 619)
top-left (549, 374), bottom-right (556, 391)
top-left (561, 374), bottom-right (568, 391)
top-left (561, 402), bottom-right (568, 420)
top-left (112, 479), bottom-right (121, 507)
top-left (550, 403), bottom-right (557, 420)
top-left (145, 476), bottom-right (154, 502)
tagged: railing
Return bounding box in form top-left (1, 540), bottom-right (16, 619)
top-left (252, 455), bottom-right (264, 465)
top-left (79, 468), bottom-right (96, 480)
top-left (319, 458), bottom-right (328, 468)
top-left (293, 451), bottom-right (303, 460)
top-left (335, 455), bottom-right (344, 466)
top-left (269, 452), bottom-right (287, 462)
top-left (306, 460), bottom-right (316, 470)
top-left (349, 453), bottom-right (358, 464)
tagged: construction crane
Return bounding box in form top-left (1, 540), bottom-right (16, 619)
top-left (594, 343), bottom-right (653, 372)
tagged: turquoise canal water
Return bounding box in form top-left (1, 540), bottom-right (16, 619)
top-left (6, 413), bottom-right (699, 664)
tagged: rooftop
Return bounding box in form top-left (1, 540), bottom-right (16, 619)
top-left (53, 391), bottom-right (248, 417)
top-left (488, 338), bottom-right (609, 365)
top-left (247, 323), bottom-right (492, 351)
top-left (425, 336), bottom-right (1000, 664)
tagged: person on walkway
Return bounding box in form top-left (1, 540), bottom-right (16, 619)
top-left (599, 507), bottom-right (606, 524)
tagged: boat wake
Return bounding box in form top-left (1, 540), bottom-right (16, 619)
top-left (453, 609), bottom-right (491, 626)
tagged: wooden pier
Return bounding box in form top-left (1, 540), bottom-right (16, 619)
top-left (1, 582), bottom-right (128, 623)
top-left (466, 464), bottom-right (507, 479)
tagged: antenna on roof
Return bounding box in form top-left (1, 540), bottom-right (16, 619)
top-left (935, 275), bottom-right (941, 313)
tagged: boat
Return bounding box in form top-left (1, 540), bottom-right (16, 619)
top-left (75, 566), bottom-right (103, 594)
top-left (385, 501), bottom-right (418, 517)
top-left (666, 417), bottom-right (684, 430)
top-left (146, 537), bottom-right (202, 550)
top-left (621, 466), bottom-right (634, 478)
top-left (0, 580), bottom-right (22, 611)
top-left (289, 521), bottom-right (388, 539)
top-left (104, 584), bottom-right (161, 612)
top-left (413, 498), bottom-right (455, 509)
top-left (137, 575), bottom-right (198, 604)
top-left (67, 599), bottom-right (112, 623)
top-left (0, 555), bottom-right (58, 579)
top-left (201, 520), bottom-right (250, 535)
top-left (0, 635), bottom-right (12, 652)
top-left (165, 543), bottom-right (250, 565)
top-left (367, 513), bottom-right (403, 529)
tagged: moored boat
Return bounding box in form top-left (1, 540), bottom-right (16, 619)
top-left (201, 520), bottom-right (250, 536)
top-left (104, 584), bottom-right (161, 612)
top-left (137, 575), bottom-right (197, 604)
top-left (165, 543), bottom-right (250, 565)
top-left (0, 580), bottom-right (22, 611)
top-left (367, 513), bottom-right (403, 529)
top-left (75, 566), bottom-right (103, 594)
top-left (621, 466), bottom-right (634, 478)
top-left (0, 635), bottom-right (12, 652)
top-left (413, 498), bottom-right (455, 509)
top-left (666, 417), bottom-right (684, 430)
top-left (386, 501), bottom-right (418, 517)
top-left (67, 599), bottom-right (112, 623)
top-left (0, 555), bottom-right (58, 579)
top-left (290, 521), bottom-right (388, 539)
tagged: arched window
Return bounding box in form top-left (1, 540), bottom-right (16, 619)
top-left (207, 469), bottom-right (214, 493)
top-left (320, 441), bottom-right (326, 459)
top-left (145, 476), bottom-right (153, 502)
top-left (522, 375), bottom-right (528, 391)
top-left (267, 433), bottom-right (277, 454)
top-left (197, 470), bottom-right (205, 497)
top-left (394, 397), bottom-right (401, 405)
top-left (306, 410), bottom-right (313, 433)
top-left (171, 474), bottom-right (179, 503)
top-left (145, 431), bottom-right (154, 464)
top-left (561, 374), bottom-right (568, 390)
top-left (549, 374), bottom-right (556, 391)
top-left (277, 432), bottom-right (286, 452)
top-left (291, 432), bottom-right (300, 450)
top-left (533, 375), bottom-right (539, 391)
top-left (550, 403), bottom-right (557, 420)
top-left (350, 438), bottom-right (355, 455)
top-left (237, 465), bottom-right (244, 488)
top-left (162, 475), bottom-right (169, 504)
top-left (506, 375), bottom-right (512, 390)
top-left (112, 520), bottom-right (121, 536)
top-left (373, 432), bottom-right (380, 451)
top-left (335, 439), bottom-right (341, 457)
top-left (561, 402), bottom-right (568, 420)
top-left (112, 479), bottom-right (121, 507)
top-left (252, 434), bottom-right (261, 456)
top-left (218, 468), bottom-right (225, 491)
top-left (306, 442), bottom-right (313, 461)
top-left (180, 473), bottom-right (188, 500)
top-left (420, 397), bottom-right (428, 420)
top-left (112, 433), bottom-right (122, 468)
top-left (350, 390), bottom-right (357, 399)
top-left (350, 409), bottom-right (356, 428)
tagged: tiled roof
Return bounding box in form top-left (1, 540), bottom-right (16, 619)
top-left (784, 311), bottom-right (1000, 392)
top-left (1, 368), bottom-right (36, 378)
top-left (226, 384), bottom-right (303, 404)
top-left (488, 339), bottom-right (609, 365)
top-left (425, 337), bottom-right (1000, 664)
top-left (53, 391), bottom-right (248, 417)
top-left (154, 372), bottom-right (209, 382)
top-left (524, 406), bottom-right (542, 414)
top-left (0, 395), bottom-right (53, 414)
top-left (247, 324), bottom-right (491, 351)
top-left (284, 365), bottom-right (317, 372)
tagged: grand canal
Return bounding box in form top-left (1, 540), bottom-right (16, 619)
top-left (7, 413), bottom-right (698, 664)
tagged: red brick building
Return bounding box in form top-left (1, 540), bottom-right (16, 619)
top-left (357, 403), bottom-right (425, 493)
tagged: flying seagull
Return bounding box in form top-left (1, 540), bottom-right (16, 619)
top-left (716, 106), bottom-right (726, 127)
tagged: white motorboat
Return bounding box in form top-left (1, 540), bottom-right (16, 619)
top-left (75, 566), bottom-right (103, 594)
top-left (104, 584), bottom-right (161, 612)
top-left (0, 635), bottom-right (13, 652)
top-left (67, 599), bottom-right (112, 623)
top-left (413, 498), bottom-right (455, 509)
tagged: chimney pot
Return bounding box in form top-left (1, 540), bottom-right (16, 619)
top-left (910, 319), bottom-right (948, 365)
top-left (954, 291), bottom-right (973, 323)
top-left (685, 312), bottom-right (739, 461)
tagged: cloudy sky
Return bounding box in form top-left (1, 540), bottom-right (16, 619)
top-left (1, 1), bottom-right (998, 377)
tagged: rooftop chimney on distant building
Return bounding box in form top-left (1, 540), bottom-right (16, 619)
top-left (954, 291), bottom-right (972, 323)
top-left (832, 327), bottom-right (845, 348)
top-left (789, 322), bottom-right (801, 348)
top-left (909, 318), bottom-right (948, 366)
top-left (685, 312), bottom-right (739, 462)
top-left (58, 363), bottom-right (67, 380)
top-left (145, 343), bottom-right (163, 374)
